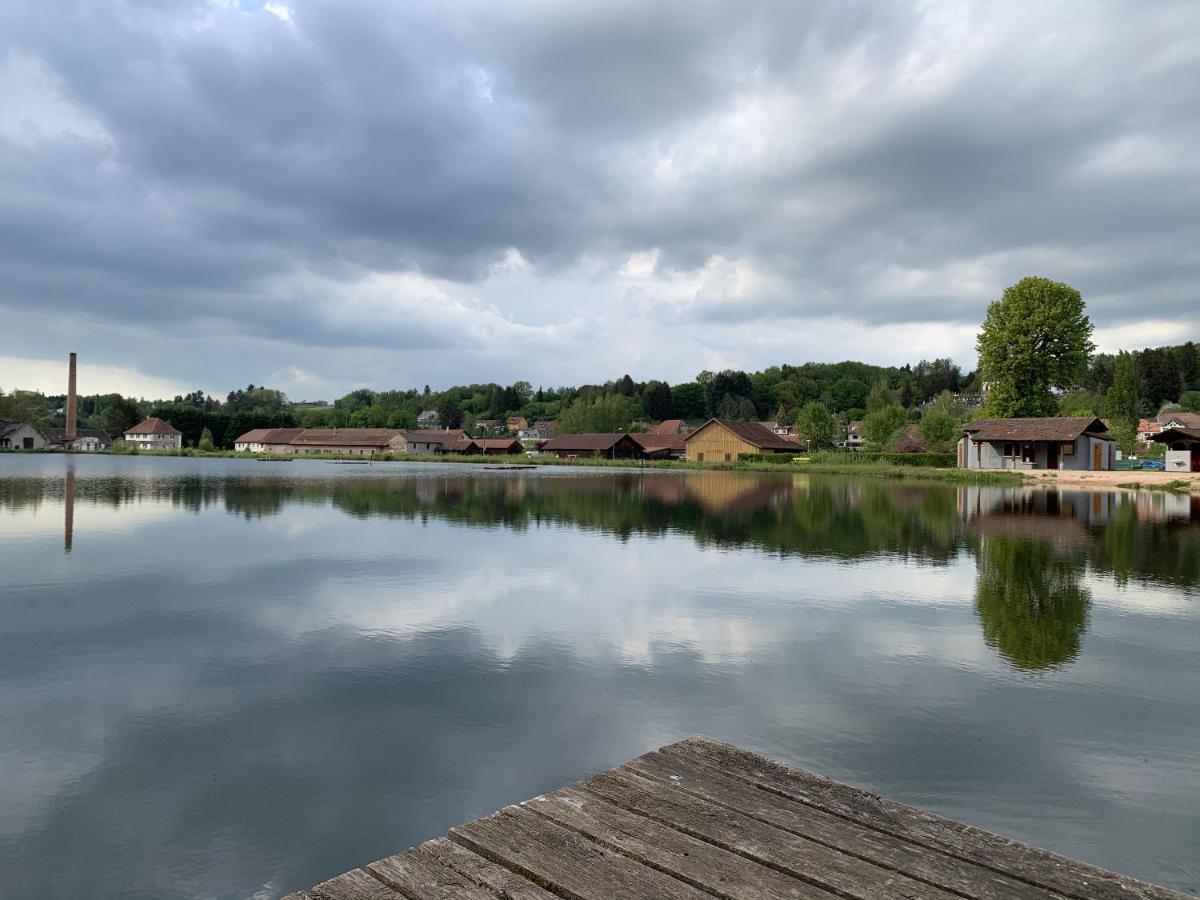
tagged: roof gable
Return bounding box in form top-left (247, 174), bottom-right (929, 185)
top-left (540, 433), bottom-right (638, 451)
top-left (1160, 413), bottom-right (1200, 430)
top-left (686, 418), bottom-right (797, 451)
top-left (631, 433), bottom-right (686, 451)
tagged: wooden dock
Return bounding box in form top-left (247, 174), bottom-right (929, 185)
top-left (284, 736), bottom-right (1189, 900)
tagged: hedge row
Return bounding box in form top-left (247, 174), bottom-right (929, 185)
top-left (737, 451), bottom-right (957, 468)
top-left (807, 451), bottom-right (957, 467)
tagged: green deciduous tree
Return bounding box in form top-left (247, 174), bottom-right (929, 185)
top-left (1057, 389), bottom-right (1106, 418)
top-left (641, 380), bottom-right (673, 420)
top-left (918, 408), bottom-right (959, 449)
top-left (555, 394), bottom-right (637, 434)
top-left (1105, 351), bottom-right (1139, 453)
top-left (793, 401), bottom-right (836, 450)
top-left (1179, 391), bottom-right (1200, 413)
top-left (830, 377), bottom-right (868, 413)
top-left (866, 380), bottom-right (894, 413)
top-left (861, 404), bottom-right (908, 448)
top-left (197, 427), bottom-right (215, 452)
top-left (977, 276), bottom-right (1094, 417)
top-left (670, 382), bottom-right (706, 420)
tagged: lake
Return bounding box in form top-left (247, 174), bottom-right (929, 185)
top-left (0, 454), bottom-right (1197, 898)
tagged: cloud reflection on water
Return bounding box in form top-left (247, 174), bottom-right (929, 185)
top-left (0, 457), bottom-right (1197, 898)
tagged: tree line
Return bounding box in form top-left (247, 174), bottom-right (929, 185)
top-left (3, 274), bottom-right (1196, 454)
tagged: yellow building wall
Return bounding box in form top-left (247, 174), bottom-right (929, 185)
top-left (685, 424), bottom-right (757, 462)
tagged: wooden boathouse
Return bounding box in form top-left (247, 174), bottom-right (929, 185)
top-left (282, 736), bottom-right (1188, 900)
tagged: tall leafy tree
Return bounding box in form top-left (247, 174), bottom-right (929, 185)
top-left (861, 404), bottom-right (908, 448)
top-left (918, 409), bottom-right (959, 449)
top-left (978, 276), bottom-right (1094, 417)
top-left (793, 401), bottom-right (836, 450)
top-left (1105, 351), bottom-right (1139, 453)
top-left (641, 380), bottom-right (673, 420)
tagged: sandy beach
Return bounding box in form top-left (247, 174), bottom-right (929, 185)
top-left (1021, 468), bottom-right (1200, 492)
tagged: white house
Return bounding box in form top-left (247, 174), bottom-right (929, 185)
top-left (124, 417), bottom-right (183, 450)
top-left (834, 420), bottom-right (864, 449)
top-left (416, 410), bottom-right (441, 427)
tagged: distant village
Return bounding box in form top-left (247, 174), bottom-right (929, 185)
top-left (3, 348), bottom-right (1199, 473)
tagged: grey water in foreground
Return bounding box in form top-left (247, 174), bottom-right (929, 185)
top-left (0, 454), bottom-right (1196, 899)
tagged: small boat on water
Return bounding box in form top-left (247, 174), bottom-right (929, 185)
top-left (485, 464), bottom-right (537, 470)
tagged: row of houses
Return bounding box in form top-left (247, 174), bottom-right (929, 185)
top-left (232, 427), bottom-right (487, 456)
top-left (1, 420), bottom-right (115, 452)
top-left (227, 419), bottom-right (800, 461)
top-left (1138, 413), bottom-right (1200, 444)
top-left (536, 420), bottom-right (798, 461)
top-left (0, 417), bottom-right (189, 452)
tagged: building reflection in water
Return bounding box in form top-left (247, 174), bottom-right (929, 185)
top-left (64, 463), bottom-right (75, 553)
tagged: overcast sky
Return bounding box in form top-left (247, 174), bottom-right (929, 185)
top-left (2, 1), bottom-right (1198, 400)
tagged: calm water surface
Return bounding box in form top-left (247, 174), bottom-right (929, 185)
top-left (0, 455), bottom-right (1198, 898)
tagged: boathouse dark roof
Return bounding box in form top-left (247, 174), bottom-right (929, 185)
top-left (631, 432), bottom-right (687, 452)
top-left (540, 433), bottom-right (639, 452)
top-left (961, 417), bottom-right (1110, 442)
top-left (1151, 426), bottom-right (1200, 444)
top-left (475, 438), bottom-right (523, 451)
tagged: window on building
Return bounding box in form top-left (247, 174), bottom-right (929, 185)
top-left (1003, 443), bottom-right (1017, 457)
top-left (1063, 441), bottom-right (1076, 456)
top-left (1022, 444), bottom-right (1036, 463)
top-left (724, 453), bottom-right (731, 462)
top-left (697, 452), bottom-right (704, 461)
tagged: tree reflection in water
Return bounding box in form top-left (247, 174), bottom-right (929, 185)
top-left (973, 535), bottom-right (1089, 670)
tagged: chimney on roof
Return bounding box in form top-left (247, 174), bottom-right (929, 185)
top-left (65, 352), bottom-right (78, 445)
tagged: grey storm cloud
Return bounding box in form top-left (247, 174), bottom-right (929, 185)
top-left (1, 0), bottom-right (1198, 392)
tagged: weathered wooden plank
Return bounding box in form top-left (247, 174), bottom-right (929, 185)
top-left (657, 738), bottom-right (1191, 900)
top-left (310, 867), bottom-right (405, 900)
top-left (528, 785), bottom-right (903, 900)
top-left (367, 838), bottom-right (557, 900)
top-left (450, 804), bottom-right (711, 900)
top-left (418, 838), bottom-right (560, 899)
top-left (619, 753), bottom-right (1066, 900)
top-left (576, 769), bottom-right (988, 900)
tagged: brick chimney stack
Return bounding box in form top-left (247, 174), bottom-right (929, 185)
top-left (65, 352), bottom-right (78, 444)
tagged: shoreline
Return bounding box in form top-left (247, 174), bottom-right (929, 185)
top-left (15, 448), bottom-right (1198, 492)
top-left (1021, 469), bottom-right (1200, 493)
top-left (2, 448), bottom-right (1023, 486)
